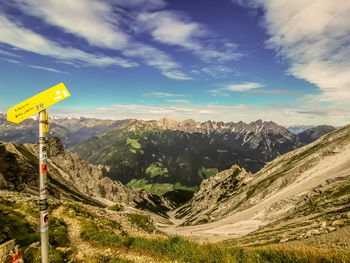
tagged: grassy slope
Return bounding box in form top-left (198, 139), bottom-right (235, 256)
top-left (2, 191), bottom-right (349, 263)
top-left (73, 202), bottom-right (350, 263)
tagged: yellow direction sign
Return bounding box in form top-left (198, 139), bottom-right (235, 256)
top-left (7, 83), bottom-right (70, 123)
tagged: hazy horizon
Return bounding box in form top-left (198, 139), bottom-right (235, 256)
top-left (0, 111), bottom-right (343, 128)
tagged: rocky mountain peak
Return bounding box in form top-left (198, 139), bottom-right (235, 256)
top-left (158, 117), bottom-right (181, 129)
top-left (250, 119), bottom-right (263, 125)
top-left (127, 118), bottom-right (288, 137)
top-left (246, 119), bottom-right (286, 133)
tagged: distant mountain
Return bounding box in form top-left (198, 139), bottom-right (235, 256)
top-left (287, 125), bottom-right (314, 134)
top-left (1, 114), bottom-right (338, 200)
top-left (0, 114), bottom-right (130, 148)
top-left (297, 125), bottom-right (336, 144)
top-left (73, 125), bottom-right (262, 197)
top-left (72, 118), bottom-right (303, 198)
top-left (209, 119), bottom-right (301, 162)
top-left (123, 118), bottom-right (303, 162)
top-left (174, 124), bottom-right (350, 245)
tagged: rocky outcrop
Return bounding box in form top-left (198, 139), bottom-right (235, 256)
top-left (177, 165), bottom-right (254, 224)
top-left (0, 137), bottom-right (170, 212)
top-left (0, 240), bottom-right (16, 263)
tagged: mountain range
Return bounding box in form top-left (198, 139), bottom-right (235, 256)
top-left (287, 125), bottom-right (315, 134)
top-left (0, 114), bottom-right (337, 199)
top-left (0, 114), bottom-right (129, 148)
top-left (72, 118), bottom-right (335, 197)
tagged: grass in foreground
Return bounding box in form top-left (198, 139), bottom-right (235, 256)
top-left (0, 198), bottom-right (39, 247)
top-left (85, 254), bottom-right (133, 263)
top-left (79, 218), bottom-right (350, 263)
top-left (0, 198), bottom-right (71, 263)
top-left (126, 213), bottom-right (154, 233)
top-left (108, 204), bottom-right (124, 212)
top-left (62, 201), bottom-right (350, 263)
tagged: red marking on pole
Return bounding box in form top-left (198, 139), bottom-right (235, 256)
top-left (41, 164), bottom-right (47, 174)
top-left (9, 251), bottom-right (22, 263)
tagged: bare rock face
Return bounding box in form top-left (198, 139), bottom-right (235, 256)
top-left (0, 141), bottom-right (37, 191)
top-left (47, 136), bottom-right (65, 157)
top-left (0, 240), bottom-right (16, 263)
top-left (178, 165), bottom-right (253, 224)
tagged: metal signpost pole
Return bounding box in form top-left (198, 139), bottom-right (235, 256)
top-left (39, 109), bottom-right (49, 263)
top-left (6, 83), bottom-right (70, 263)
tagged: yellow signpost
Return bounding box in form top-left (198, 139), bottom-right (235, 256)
top-left (7, 83), bottom-right (70, 123)
top-left (7, 83), bottom-right (70, 263)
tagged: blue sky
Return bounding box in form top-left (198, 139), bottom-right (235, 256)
top-left (0, 0), bottom-right (349, 125)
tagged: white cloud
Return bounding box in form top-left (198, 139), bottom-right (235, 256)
top-left (198, 42), bottom-right (244, 63)
top-left (6, 0), bottom-right (191, 80)
top-left (200, 65), bottom-right (237, 78)
top-left (5, 0), bottom-right (244, 80)
top-left (53, 103), bottom-right (249, 122)
top-left (138, 11), bottom-right (205, 49)
top-left (166, 99), bottom-right (190, 104)
top-left (112, 0), bottom-right (167, 11)
top-left (10, 0), bottom-right (129, 49)
top-left (248, 89), bottom-right (294, 95)
top-left (144, 92), bottom-right (190, 103)
top-left (226, 82), bottom-right (264, 91)
top-left (162, 70), bottom-right (193, 80)
top-left (122, 43), bottom-right (190, 79)
top-left (230, 0), bottom-right (260, 8)
top-left (28, 64), bottom-right (68, 74)
top-left (0, 57), bottom-right (20, 64)
top-left (50, 102), bottom-right (350, 126)
top-left (0, 15), bottom-right (137, 68)
top-left (254, 0), bottom-right (350, 104)
top-left (145, 92), bottom-right (188, 98)
top-left (210, 82), bottom-right (265, 96)
top-left (0, 49), bottom-right (21, 57)
top-left (207, 105), bottom-right (248, 110)
top-left (138, 11), bottom-right (243, 63)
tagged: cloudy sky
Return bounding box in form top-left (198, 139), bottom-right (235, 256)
top-left (0, 0), bottom-right (349, 125)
